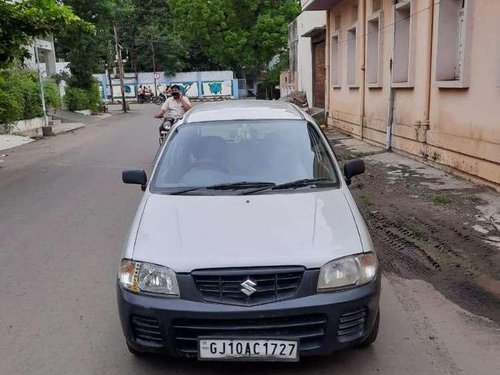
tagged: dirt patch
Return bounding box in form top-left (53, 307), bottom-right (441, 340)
top-left (327, 130), bottom-right (500, 324)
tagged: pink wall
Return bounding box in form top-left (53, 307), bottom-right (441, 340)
top-left (322, 0), bottom-right (499, 188)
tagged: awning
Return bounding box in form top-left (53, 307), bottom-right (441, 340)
top-left (301, 26), bottom-right (326, 38)
top-left (302, 0), bottom-right (343, 11)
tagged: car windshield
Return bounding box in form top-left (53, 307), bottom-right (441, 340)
top-left (150, 120), bottom-right (339, 194)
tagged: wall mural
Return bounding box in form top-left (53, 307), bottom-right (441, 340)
top-left (170, 82), bottom-right (198, 98)
top-left (202, 80), bottom-right (232, 96)
top-left (100, 78), bottom-right (235, 99)
top-left (110, 79), bottom-right (137, 98)
top-left (111, 84), bottom-right (136, 98)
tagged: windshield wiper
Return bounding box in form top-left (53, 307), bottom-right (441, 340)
top-left (243, 178), bottom-right (335, 195)
top-left (169, 181), bottom-right (275, 195)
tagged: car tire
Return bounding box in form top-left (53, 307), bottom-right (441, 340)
top-left (126, 342), bottom-right (144, 356)
top-left (358, 308), bottom-right (380, 347)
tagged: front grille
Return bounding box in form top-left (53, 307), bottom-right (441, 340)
top-left (172, 314), bottom-right (327, 357)
top-left (337, 307), bottom-right (367, 343)
top-left (192, 267), bottom-right (304, 306)
top-left (131, 315), bottom-right (163, 345)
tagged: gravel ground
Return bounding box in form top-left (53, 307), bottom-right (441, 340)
top-left (325, 128), bottom-right (500, 324)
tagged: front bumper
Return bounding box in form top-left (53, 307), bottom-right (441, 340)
top-left (117, 275), bottom-right (381, 358)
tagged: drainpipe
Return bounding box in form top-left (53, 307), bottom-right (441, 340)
top-left (360, 0), bottom-right (367, 140)
top-left (422, 0), bottom-right (434, 142)
top-left (386, 62), bottom-right (395, 150)
top-left (385, 3), bottom-right (396, 151)
top-left (325, 10), bottom-right (331, 124)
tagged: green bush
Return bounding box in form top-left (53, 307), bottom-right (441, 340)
top-left (87, 83), bottom-right (102, 113)
top-left (44, 80), bottom-right (62, 111)
top-left (0, 91), bottom-right (23, 132)
top-left (65, 86), bottom-right (89, 111)
top-left (65, 82), bottom-right (101, 112)
top-left (0, 70), bottom-right (63, 127)
top-left (8, 71), bottom-right (43, 120)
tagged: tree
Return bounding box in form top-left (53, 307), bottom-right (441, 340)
top-left (0, 0), bottom-right (93, 69)
top-left (170, 0), bottom-right (300, 79)
top-left (118, 0), bottom-right (185, 75)
top-left (56, 0), bottom-right (133, 89)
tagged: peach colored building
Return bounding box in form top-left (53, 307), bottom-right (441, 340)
top-left (303, 0), bottom-right (500, 190)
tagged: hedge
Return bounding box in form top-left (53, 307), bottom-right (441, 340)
top-left (0, 70), bottom-right (62, 130)
top-left (65, 83), bottom-right (101, 112)
top-left (44, 81), bottom-right (61, 110)
top-left (0, 91), bottom-right (23, 133)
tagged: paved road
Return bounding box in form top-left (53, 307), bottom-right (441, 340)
top-left (0, 105), bottom-right (498, 375)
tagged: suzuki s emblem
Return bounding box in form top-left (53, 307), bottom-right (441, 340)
top-left (240, 278), bottom-right (257, 296)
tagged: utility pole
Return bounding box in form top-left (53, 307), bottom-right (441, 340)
top-left (33, 44), bottom-right (49, 129)
top-left (113, 24), bottom-right (127, 113)
top-left (106, 63), bottom-right (114, 104)
top-left (150, 37), bottom-right (157, 96)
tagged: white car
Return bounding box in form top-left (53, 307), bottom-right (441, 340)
top-left (118, 100), bottom-right (380, 361)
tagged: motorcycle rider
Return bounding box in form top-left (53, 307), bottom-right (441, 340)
top-left (154, 84), bottom-right (191, 135)
top-left (138, 85), bottom-right (146, 102)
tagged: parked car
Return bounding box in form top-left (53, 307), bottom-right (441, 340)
top-left (118, 100), bottom-right (380, 361)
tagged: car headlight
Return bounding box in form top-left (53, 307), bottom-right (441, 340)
top-left (118, 259), bottom-right (180, 296)
top-left (317, 253), bottom-right (378, 291)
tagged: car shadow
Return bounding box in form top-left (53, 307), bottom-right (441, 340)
top-left (129, 346), bottom-right (379, 374)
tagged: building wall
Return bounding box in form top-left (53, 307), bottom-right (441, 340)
top-left (426, 0), bottom-right (500, 183)
top-left (281, 11), bottom-right (326, 105)
top-left (328, 0), bottom-right (366, 137)
top-left (25, 37), bottom-right (57, 77)
top-left (279, 70), bottom-right (295, 97)
top-left (297, 11), bottom-right (327, 105)
top-left (320, 0), bottom-right (500, 189)
top-left (288, 20), bottom-right (299, 91)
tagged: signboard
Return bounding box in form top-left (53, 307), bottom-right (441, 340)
top-left (153, 72), bottom-right (160, 80)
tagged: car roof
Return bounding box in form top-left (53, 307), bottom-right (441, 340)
top-left (183, 100), bottom-right (305, 123)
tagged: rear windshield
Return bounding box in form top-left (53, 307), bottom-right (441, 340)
top-left (151, 120), bottom-right (339, 193)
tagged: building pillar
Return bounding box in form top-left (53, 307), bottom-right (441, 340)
top-left (45, 35), bottom-right (57, 76)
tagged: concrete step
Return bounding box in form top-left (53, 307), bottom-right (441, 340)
top-left (52, 110), bottom-right (101, 125)
top-left (49, 119), bottom-right (62, 126)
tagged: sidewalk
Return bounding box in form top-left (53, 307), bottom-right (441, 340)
top-left (324, 127), bottom-right (500, 323)
top-left (0, 135), bottom-right (33, 152)
top-left (0, 111), bottom-right (112, 153)
top-left (0, 122), bottom-right (85, 153)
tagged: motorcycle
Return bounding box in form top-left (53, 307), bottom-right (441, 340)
top-left (156, 92), bottom-right (168, 104)
top-left (159, 116), bottom-right (180, 145)
top-left (138, 93), bottom-right (164, 105)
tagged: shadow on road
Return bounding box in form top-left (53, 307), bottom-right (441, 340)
top-left (126, 347), bottom-right (378, 374)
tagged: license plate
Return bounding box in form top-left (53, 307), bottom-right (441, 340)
top-left (198, 338), bottom-right (299, 361)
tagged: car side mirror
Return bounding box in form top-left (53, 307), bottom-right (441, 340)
top-left (344, 159), bottom-right (365, 185)
top-left (122, 169), bottom-right (147, 191)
